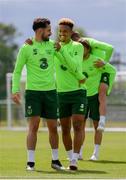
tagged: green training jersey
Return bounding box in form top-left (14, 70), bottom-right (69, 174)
top-left (54, 40), bottom-right (86, 92)
top-left (84, 38), bottom-right (114, 62)
top-left (82, 54), bottom-right (116, 96)
top-left (12, 38), bottom-right (56, 93)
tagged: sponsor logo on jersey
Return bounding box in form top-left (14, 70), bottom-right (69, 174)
top-left (33, 49), bottom-right (38, 55)
top-left (60, 65), bottom-right (67, 71)
top-left (40, 58), bottom-right (48, 69)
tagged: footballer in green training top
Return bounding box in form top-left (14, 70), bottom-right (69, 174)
top-left (12, 18), bottom-right (64, 171)
top-left (77, 38), bottom-right (116, 161)
top-left (54, 18), bottom-right (87, 171)
top-left (71, 32), bottom-right (114, 160)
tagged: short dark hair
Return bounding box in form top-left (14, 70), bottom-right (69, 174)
top-left (78, 38), bottom-right (91, 52)
top-left (32, 18), bottom-right (50, 31)
top-left (58, 18), bottom-right (74, 29)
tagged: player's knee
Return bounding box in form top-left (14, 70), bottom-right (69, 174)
top-left (49, 126), bottom-right (58, 135)
top-left (62, 126), bottom-right (71, 135)
top-left (29, 123), bottom-right (39, 134)
top-left (99, 85), bottom-right (108, 100)
top-left (99, 92), bottom-right (106, 102)
top-left (73, 120), bottom-right (83, 132)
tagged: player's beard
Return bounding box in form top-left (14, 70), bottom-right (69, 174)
top-left (41, 33), bottom-right (49, 41)
top-left (42, 36), bottom-right (49, 41)
top-left (43, 37), bottom-right (49, 41)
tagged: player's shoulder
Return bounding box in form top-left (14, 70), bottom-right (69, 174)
top-left (72, 40), bottom-right (83, 48)
top-left (49, 39), bottom-right (55, 43)
top-left (18, 44), bottom-right (28, 53)
top-left (48, 39), bottom-right (55, 45)
top-left (83, 37), bottom-right (95, 43)
top-left (20, 43), bottom-right (31, 50)
top-left (18, 43), bottom-right (32, 56)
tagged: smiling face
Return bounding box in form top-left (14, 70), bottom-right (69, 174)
top-left (58, 25), bottom-right (73, 43)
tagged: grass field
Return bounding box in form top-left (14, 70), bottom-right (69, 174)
top-left (0, 130), bottom-right (126, 179)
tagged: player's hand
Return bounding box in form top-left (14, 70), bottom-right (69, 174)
top-left (54, 42), bottom-right (61, 51)
top-left (25, 38), bottom-right (33, 45)
top-left (94, 59), bottom-right (106, 68)
top-left (79, 78), bottom-right (86, 86)
top-left (12, 93), bottom-right (21, 105)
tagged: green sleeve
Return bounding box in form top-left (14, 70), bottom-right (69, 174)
top-left (12, 45), bottom-right (27, 93)
top-left (101, 63), bottom-right (116, 95)
top-left (86, 38), bottom-right (114, 62)
top-left (58, 44), bottom-right (86, 80)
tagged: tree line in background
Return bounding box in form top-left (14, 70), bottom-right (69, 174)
top-left (0, 23), bottom-right (19, 99)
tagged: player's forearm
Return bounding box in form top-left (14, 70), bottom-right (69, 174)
top-left (12, 71), bottom-right (22, 93)
top-left (95, 41), bottom-right (114, 62)
top-left (90, 38), bottom-right (114, 62)
top-left (57, 49), bottom-right (85, 80)
top-left (104, 46), bottom-right (114, 62)
top-left (59, 47), bottom-right (78, 71)
top-left (55, 51), bottom-right (66, 65)
top-left (103, 63), bottom-right (116, 74)
top-left (12, 50), bottom-right (26, 93)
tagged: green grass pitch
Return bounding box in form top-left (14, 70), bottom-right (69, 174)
top-left (0, 130), bottom-right (126, 179)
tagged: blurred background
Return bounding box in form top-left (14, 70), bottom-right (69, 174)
top-left (0, 0), bottom-right (126, 129)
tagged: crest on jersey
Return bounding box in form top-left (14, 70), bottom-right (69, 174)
top-left (79, 104), bottom-right (84, 112)
top-left (27, 106), bottom-right (32, 115)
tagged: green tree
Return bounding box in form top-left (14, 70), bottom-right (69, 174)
top-left (0, 23), bottom-right (19, 99)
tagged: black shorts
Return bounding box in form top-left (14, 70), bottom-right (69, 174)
top-left (25, 90), bottom-right (58, 119)
top-left (58, 89), bottom-right (87, 119)
top-left (85, 94), bottom-right (100, 121)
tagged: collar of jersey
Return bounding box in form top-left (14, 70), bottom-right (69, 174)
top-left (61, 39), bottom-right (73, 47)
top-left (32, 37), bottom-right (49, 45)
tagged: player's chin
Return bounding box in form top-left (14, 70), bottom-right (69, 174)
top-left (43, 37), bottom-right (49, 41)
top-left (59, 38), bottom-right (66, 42)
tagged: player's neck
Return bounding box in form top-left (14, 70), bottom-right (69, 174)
top-left (64, 39), bottom-right (71, 44)
top-left (35, 35), bottom-right (43, 42)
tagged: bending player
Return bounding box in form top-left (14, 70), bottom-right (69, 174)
top-left (72, 32), bottom-right (114, 132)
top-left (78, 38), bottom-right (116, 161)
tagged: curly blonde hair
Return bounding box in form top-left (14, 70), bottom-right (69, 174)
top-left (58, 18), bottom-right (74, 29)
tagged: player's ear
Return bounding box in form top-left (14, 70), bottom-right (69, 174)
top-left (25, 38), bottom-right (33, 45)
